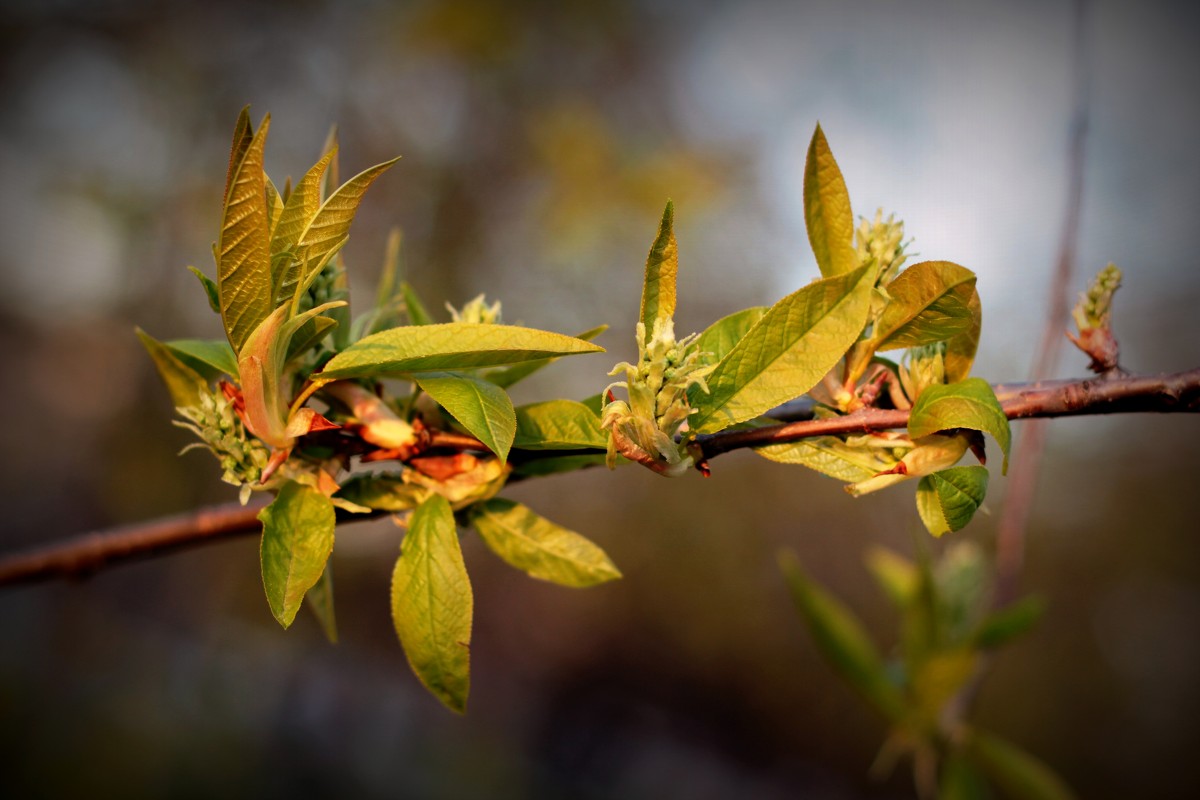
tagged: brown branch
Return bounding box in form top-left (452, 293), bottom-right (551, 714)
top-left (2, 368), bottom-right (1196, 591)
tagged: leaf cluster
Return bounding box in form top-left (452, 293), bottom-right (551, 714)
top-left (781, 545), bottom-right (1068, 800)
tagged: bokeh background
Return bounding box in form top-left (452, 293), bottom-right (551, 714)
top-left (2, 0), bottom-right (1199, 797)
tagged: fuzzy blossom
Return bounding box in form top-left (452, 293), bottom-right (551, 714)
top-left (447, 294), bottom-right (502, 324)
top-left (175, 386), bottom-right (271, 504)
top-left (601, 317), bottom-right (712, 476)
top-left (855, 209), bottom-right (909, 285)
top-left (898, 342), bottom-right (947, 407)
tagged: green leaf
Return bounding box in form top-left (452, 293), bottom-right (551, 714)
top-left (335, 473), bottom-right (427, 512)
top-left (217, 113), bottom-right (274, 354)
top-left (690, 265), bottom-right (875, 434)
top-left (973, 595), bottom-right (1044, 649)
top-left (484, 325), bottom-right (608, 389)
top-left (864, 546), bottom-right (918, 608)
top-left (803, 124), bottom-right (858, 278)
top-left (908, 378), bottom-right (1010, 471)
top-left (265, 176), bottom-right (285, 241)
top-left (258, 481), bottom-right (336, 629)
top-left (755, 435), bottom-right (889, 483)
top-left (402, 281), bottom-right (434, 325)
top-left (872, 261), bottom-right (977, 351)
top-left (414, 372), bottom-right (516, 462)
top-left (318, 323), bottom-right (604, 381)
top-left (188, 266), bottom-right (221, 314)
top-left (640, 200), bottom-right (678, 332)
top-left (694, 306), bottom-right (767, 365)
top-left (135, 328), bottom-right (206, 408)
top-left (306, 563), bottom-right (338, 644)
top-left (164, 338), bottom-right (239, 380)
top-left (391, 494), bottom-right (473, 714)
top-left (375, 227), bottom-right (403, 311)
top-left (290, 157), bottom-right (400, 294)
top-left (779, 550), bottom-right (905, 721)
top-left (916, 466), bottom-right (989, 537)
top-left (513, 399), bottom-right (607, 450)
top-left (284, 316), bottom-right (338, 364)
top-left (470, 499), bottom-right (621, 587)
top-left (967, 729), bottom-right (1076, 800)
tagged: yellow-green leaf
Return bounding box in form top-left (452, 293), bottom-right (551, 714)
top-left (414, 372), bottom-right (516, 462)
top-left (755, 435), bottom-right (892, 483)
top-left (513, 399), bottom-right (607, 450)
top-left (908, 378), bottom-right (1010, 471)
top-left (259, 481), bottom-right (336, 629)
top-left (135, 328), bottom-right (206, 408)
top-left (270, 147), bottom-right (337, 296)
top-left (779, 550), bottom-right (905, 722)
top-left (335, 474), bottom-right (427, 512)
top-left (188, 266), bottom-right (220, 314)
top-left (694, 306), bottom-right (767, 365)
top-left (164, 338), bottom-right (239, 380)
top-left (471, 499), bottom-right (621, 587)
top-left (222, 106), bottom-right (253, 207)
top-left (291, 157), bottom-right (400, 292)
top-left (391, 494), bottom-right (473, 714)
top-left (218, 114), bottom-right (273, 354)
top-left (864, 546), bottom-right (918, 609)
top-left (640, 200), bottom-right (678, 332)
top-left (803, 124), bottom-right (858, 278)
top-left (872, 261), bottom-right (977, 351)
top-left (690, 264), bottom-right (874, 434)
top-left (318, 323), bottom-right (604, 381)
top-left (484, 325), bottom-right (607, 389)
top-left (945, 287), bottom-right (982, 383)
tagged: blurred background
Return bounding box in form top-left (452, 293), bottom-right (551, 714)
top-left (1, 0), bottom-right (1198, 797)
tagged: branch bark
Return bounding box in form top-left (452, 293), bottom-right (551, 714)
top-left (1, 368), bottom-right (1197, 590)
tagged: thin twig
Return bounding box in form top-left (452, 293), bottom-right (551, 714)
top-left (1, 369), bottom-right (1196, 590)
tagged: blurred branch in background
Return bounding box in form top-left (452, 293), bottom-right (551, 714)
top-left (3, 367), bottom-right (1195, 589)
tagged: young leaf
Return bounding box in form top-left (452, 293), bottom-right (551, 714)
top-left (335, 474), bottom-right (428, 512)
top-left (640, 200), bottom-right (678, 332)
top-left (375, 227), bottom-right (403, 311)
top-left (908, 378), bottom-right (1010, 471)
top-left (135, 328), bottom-right (206, 408)
top-left (306, 563), bottom-right (338, 644)
top-left (165, 338), bottom-right (239, 380)
top-left (804, 124), bottom-right (858, 278)
top-left (317, 323), bottom-right (604, 381)
top-left (755, 435), bottom-right (889, 483)
top-left (258, 481), bottom-right (336, 629)
top-left (265, 176), bottom-right (285, 241)
top-left (218, 114), bottom-right (274, 354)
top-left (222, 106), bottom-right (253, 207)
top-left (915, 466), bottom-right (989, 536)
top-left (484, 325), bottom-right (608, 389)
top-left (945, 287), bottom-right (982, 383)
top-left (470, 498), bottom-right (621, 587)
top-left (187, 266), bottom-right (221, 314)
top-left (270, 148), bottom-right (337, 273)
top-left (690, 264), bottom-right (875, 434)
top-left (290, 157), bottom-right (400, 292)
top-left (967, 729), bottom-right (1077, 800)
top-left (694, 306), bottom-right (767, 365)
top-left (871, 261), bottom-right (977, 351)
top-left (513, 399), bottom-right (607, 450)
top-left (402, 282), bottom-right (434, 325)
top-left (779, 550), bottom-right (906, 722)
top-left (413, 372), bottom-right (516, 462)
top-left (391, 494), bottom-right (473, 714)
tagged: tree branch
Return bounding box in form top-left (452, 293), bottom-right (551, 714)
top-left (1, 369), bottom-right (1197, 590)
